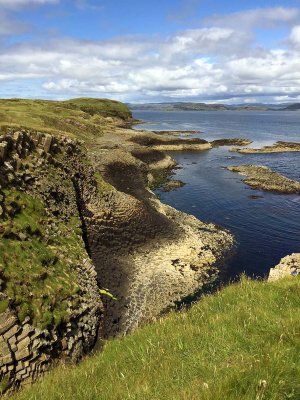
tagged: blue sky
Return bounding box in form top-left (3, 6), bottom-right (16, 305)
top-left (1, 0), bottom-right (300, 103)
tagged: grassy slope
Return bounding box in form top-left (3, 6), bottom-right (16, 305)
top-left (0, 190), bottom-right (82, 329)
top-left (12, 276), bottom-right (300, 400)
top-left (0, 98), bottom-right (132, 142)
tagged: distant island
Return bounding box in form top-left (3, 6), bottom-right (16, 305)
top-left (128, 102), bottom-right (300, 112)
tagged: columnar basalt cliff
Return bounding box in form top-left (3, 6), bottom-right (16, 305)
top-left (0, 99), bottom-right (235, 393)
top-left (0, 129), bottom-right (102, 392)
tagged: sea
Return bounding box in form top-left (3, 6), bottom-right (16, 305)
top-left (133, 110), bottom-right (300, 279)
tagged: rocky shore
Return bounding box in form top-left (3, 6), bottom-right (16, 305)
top-left (135, 130), bottom-right (201, 137)
top-left (211, 138), bottom-right (252, 147)
top-left (230, 141), bottom-right (300, 154)
top-left (227, 165), bottom-right (300, 194)
top-left (129, 131), bottom-right (212, 151)
top-left (86, 125), bottom-right (234, 336)
top-left (268, 253), bottom-right (300, 281)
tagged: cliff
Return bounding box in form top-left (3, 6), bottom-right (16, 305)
top-left (0, 99), bottom-right (233, 393)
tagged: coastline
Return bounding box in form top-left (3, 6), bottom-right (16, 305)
top-left (86, 121), bottom-right (235, 336)
top-left (1, 99), bottom-right (299, 394)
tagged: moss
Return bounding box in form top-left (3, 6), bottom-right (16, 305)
top-left (0, 190), bottom-right (84, 329)
top-left (0, 376), bottom-right (10, 395)
top-left (149, 168), bottom-right (174, 191)
top-left (0, 299), bottom-right (9, 314)
top-left (94, 172), bottom-right (114, 193)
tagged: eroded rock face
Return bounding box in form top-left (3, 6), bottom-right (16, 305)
top-left (268, 254), bottom-right (300, 282)
top-left (0, 259), bottom-right (101, 391)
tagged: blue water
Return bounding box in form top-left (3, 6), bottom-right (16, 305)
top-left (133, 111), bottom-right (300, 278)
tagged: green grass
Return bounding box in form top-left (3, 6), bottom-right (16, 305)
top-left (0, 299), bottom-right (9, 314)
top-left (65, 98), bottom-right (132, 120)
top-left (0, 98), bottom-right (132, 142)
top-left (0, 190), bottom-right (85, 329)
top-left (11, 276), bottom-right (300, 400)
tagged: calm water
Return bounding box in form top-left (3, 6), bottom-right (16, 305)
top-left (133, 111), bottom-right (300, 278)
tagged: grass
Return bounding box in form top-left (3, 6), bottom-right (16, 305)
top-left (65, 98), bottom-right (132, 120)
top-left (0, 98), bottom-right (132, 142)
top-left (11, 276), bottom-right (300, 400)
top-left (0, 190), bottom-right (86, 329)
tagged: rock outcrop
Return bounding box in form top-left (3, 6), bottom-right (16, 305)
top-left (211, 138), bottom-right (252, 147)
top-left (268, 254), bottom-right (300, 281)
top-left (230, 141), bottom-right (300, 154)
top-left (227, 165), bottom-right (300, 194)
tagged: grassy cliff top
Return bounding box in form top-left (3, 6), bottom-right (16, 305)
top-left (11, 276), bottom-right (300, 400)
top-left (0, 98), bottom-right (132, 140)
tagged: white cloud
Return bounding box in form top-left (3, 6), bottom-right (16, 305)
top-left (204, 7), bottom-right (299, 30)
top-left (0, 0), bottom-right (59, 9)
top-left (290, 25), bottom-right (300, 46)
top-left (1, 6), bottom-right (300, 102)
top-left (163, 27), bottom-right (251, 58)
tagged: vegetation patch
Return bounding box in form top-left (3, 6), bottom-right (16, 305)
top-left (64, 98), bottom-right (132, 120)
top-left (0, 190), bottom-right (85, 329)
top-left (94, 172), bottom-right (114, 193)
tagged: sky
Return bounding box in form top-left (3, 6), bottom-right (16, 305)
top-left (1, 0), bottom-right (300, 103)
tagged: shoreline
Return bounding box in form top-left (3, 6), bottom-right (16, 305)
top-left (87, 121), bottom-right (236, 336)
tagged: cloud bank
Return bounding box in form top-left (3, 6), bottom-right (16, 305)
top-left (1, 5), bottom-right (300, 103)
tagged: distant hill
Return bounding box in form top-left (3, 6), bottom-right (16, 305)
top-left (128, 102), bottom-right (300, 112)
top-left (128, 102), bottom-right (270, 112)
top-left (282, 103), bottom-right (300, 111)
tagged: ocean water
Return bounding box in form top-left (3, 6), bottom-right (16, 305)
top-left (133, 110), bottom-right (300, 278)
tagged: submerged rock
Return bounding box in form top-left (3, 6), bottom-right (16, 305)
top-left (161, 179), bottom-right (186, 192)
